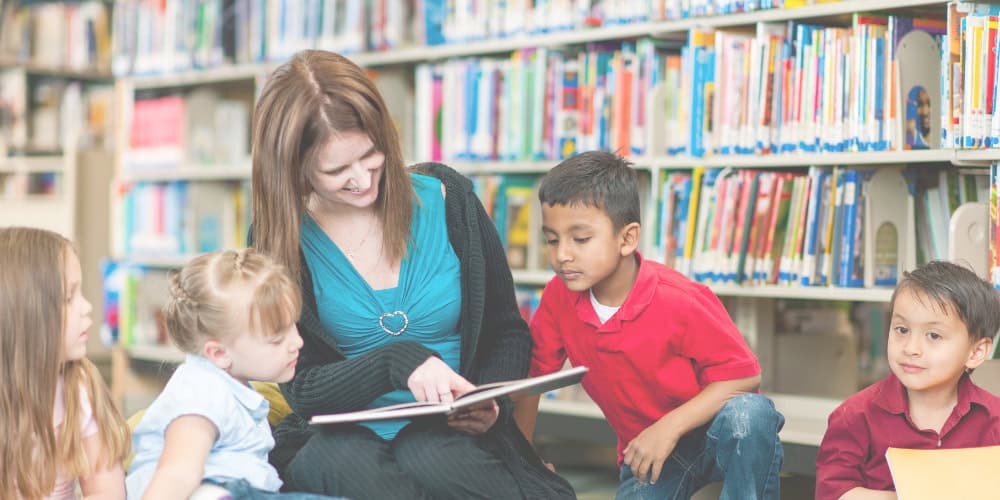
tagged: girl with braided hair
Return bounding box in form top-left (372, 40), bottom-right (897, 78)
top-left (125, 249), bottom-right (340, 500)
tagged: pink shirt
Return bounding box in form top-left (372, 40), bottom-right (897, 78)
top-left (46, 377), bottom-right (98, 500)
top-left (815, 373), bottom-right (1000, 499)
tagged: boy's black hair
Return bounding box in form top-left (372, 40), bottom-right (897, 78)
top-left (537, 151), bottom-right (640, 230)
top-left (890, 260), bottom-right (1000, 342)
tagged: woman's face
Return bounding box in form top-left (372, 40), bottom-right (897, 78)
top-left (308, 131), bottom-right (385, 212)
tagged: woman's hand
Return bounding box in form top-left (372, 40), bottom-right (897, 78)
top-left (408, 356), bottom-right (476, 403)
top-left (447, 400), bottom-right (499, 435)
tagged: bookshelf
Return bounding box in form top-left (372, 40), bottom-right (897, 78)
top-left (105, 0), bottom-right (1000, 474)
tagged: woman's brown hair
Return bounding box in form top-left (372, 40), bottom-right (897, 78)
top-left (0, 227), bottom-right (129, 499)
top-left (251, 50), bottom-right (414, 279)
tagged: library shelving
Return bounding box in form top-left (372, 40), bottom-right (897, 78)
top-left (106, 0), bottom-right (1000, 473)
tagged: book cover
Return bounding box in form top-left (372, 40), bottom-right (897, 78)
top-left (310, 366), bottom-right (589, 425)
top-left (886, 445), bottom-right (1000, 499)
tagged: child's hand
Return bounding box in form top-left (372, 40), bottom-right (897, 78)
top-left (447, 400), bottom-right (499, 435)
top-left (408, 356), bottom-right (476, 403)
top-left (623, 420), bottom-right (679, 485)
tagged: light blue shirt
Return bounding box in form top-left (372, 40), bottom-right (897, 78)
top-left (125, 354), bottom-right (281, 499)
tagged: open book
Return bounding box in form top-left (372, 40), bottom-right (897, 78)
top-left (310, 366), bottom-right (588, 425)
top-left (886, 445), bottom-right (1000, 499)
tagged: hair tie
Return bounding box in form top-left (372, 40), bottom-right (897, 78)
top-left (168, 274), bottom-right (195, 307)
top-left (234, 250), bottom-right (247, 272)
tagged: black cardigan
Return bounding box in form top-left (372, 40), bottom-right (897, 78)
top-left (271, 163), bottom-right (574, 499)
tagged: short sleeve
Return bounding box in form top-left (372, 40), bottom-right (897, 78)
top-left (815, 404), bottom-right (870, 500)
top-left (674, 287), bottom-right (760, 384)
top-left (528, 279), bottom-right (568, 377)
top-left (146, 366), bottom-right (237, 435)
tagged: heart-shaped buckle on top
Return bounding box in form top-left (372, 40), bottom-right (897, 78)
top-left (378, 311), bottom-right (409, 336)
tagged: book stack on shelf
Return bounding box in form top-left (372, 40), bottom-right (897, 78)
top-left (103, 0), bottom-right (1000, 459)
top-left (0, 0), bottom-right (116, 239)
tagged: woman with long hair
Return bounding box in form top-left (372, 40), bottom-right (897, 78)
top-left (250, 50), bottom-right (574, 499)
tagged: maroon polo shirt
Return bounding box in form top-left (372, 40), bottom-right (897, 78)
top-left (815, 373), bottom-right (1000, 499)
top-left (529, 253), bottom-right (760, 463)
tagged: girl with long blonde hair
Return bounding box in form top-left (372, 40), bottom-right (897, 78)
top-left (0, 227), bottom-right (130, 499)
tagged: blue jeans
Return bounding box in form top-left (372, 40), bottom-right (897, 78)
top-left (616, 393), bottom-right (784, 500)
top-left (207, 478), bottom-right (345, 500)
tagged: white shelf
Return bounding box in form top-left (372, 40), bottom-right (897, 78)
top-left (121, 164), bottom-right (251, 182)
top-left (538, 398), bottom-right (607, 419)
top-left (539, 392), bottom-right (840, 447)
top-left (0, 155), bottom-right (65, 173)
top-left (449, 158), bottom-right (655, 175)
top-left (656, 148), bottom-right (997, 169)
top-left (0, 57), bottom-right (112, 80)
top-left (768, 393), bottom-right (842, 447)
top-left (126, 255), bottom-right (194, 268)
top-left (709, 284), bottom-right (895, 302)
top-left (129, 63), bottom-right (270, 89)
top-left (126, 344), bottom-right (185, 364)
top-left (452, 160), bottom-right (561, 175)
top-left (123, 0), bottom-right (951, 89)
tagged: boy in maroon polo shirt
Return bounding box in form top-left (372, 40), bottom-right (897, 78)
top-left (521, 151), bottom-right (785, 500)
top-left (816, 261), bottom-right (1000, 499)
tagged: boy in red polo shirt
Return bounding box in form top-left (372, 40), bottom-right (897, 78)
top-left (816, 261), bottom-right (1000, 499)
top-left (523, 151), bottom-right (784, 499)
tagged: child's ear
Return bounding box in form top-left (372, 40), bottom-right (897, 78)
top-left (966, 336), bottom-right (993, 371)
top-left (202, 340), bottom-right (232, 371)
top-left (619, 222), bottom-right (641, 255)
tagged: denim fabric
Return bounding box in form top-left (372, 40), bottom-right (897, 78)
top-left (207, 478), bottom-right (345, 500)
top-left (616, 393), bottom-right (784, 500)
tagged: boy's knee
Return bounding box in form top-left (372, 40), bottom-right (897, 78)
top-left (714, 394), bottom-right (783, 442)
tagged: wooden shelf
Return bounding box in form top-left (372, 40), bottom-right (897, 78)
top-left (121, 164), bottom-right (251, 182)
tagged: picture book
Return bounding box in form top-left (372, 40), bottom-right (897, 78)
top-left (310, 366), bottom-right (589, 425)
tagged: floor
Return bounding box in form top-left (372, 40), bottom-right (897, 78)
top-left (541, 440), bottom-right (817, 500)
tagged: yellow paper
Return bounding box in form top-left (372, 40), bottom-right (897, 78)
top-left (886, 446), bottom-right (1000, 499)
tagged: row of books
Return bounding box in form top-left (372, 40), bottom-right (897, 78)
top-left (128, 90), bottom-right (251, 170)
top-left (943, 2), bottom-right (1000, 149)
top-left (107, 0), bottom-right (848, 78)
top-left (415, 42), bottom-right (674, 162)
top-left (111, 0), bottom-right (393, 75)
top-left (0, 1), bottom-right (112, 72)
top-left (117, 180), bottom-right (252, 259)
top-left (413, 6), bottom-right (1000, 162)
top-left (654, 165), bottom-right (988, 289)
top-left (0, 68), bottom-right (114, 155)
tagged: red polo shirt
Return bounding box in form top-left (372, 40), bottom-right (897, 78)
top-left (815, 373), bottom-right (1000, 499)
top-left (529, 254), bottom-right (760, 463)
